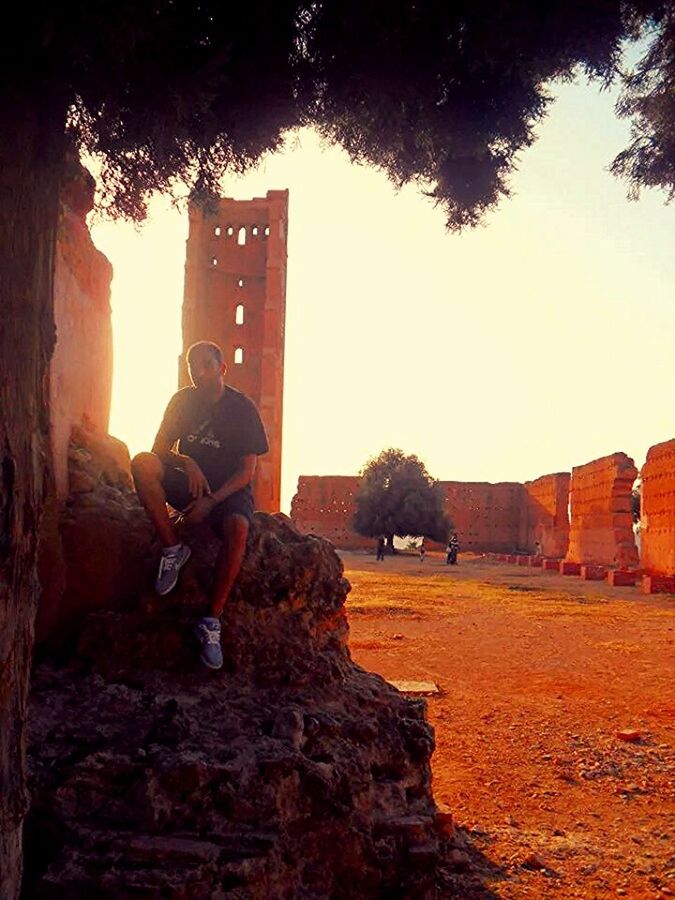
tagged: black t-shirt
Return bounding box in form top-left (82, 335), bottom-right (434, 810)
top-left (154, 386), bottom-right (269, 489)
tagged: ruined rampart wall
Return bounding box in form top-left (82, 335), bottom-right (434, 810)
top-left (50, 161), bottom-right (113, 497)
top-left (291, 477), bottom-right (535, 553)
top-left (640, 438), bottom-right (675, 576)
top-left (524, 473), bottom-right (570, 559)
top-left (290, 476), bottom-right (370, 550)
top-left (439, 482), bottom-right (527, 552)
top-left (565, 453), bottom-right (638, 568)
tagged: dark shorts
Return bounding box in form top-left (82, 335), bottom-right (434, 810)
top-left (161, 464), bottom-right (254, 531)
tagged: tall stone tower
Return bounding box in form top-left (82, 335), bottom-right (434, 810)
top-left (181, 190), bottom-right (288, 513)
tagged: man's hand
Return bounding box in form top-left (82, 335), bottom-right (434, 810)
top-left (183, 457), bottom-right (211, 499)
top-left (183, 496), bottom-right (217, 525)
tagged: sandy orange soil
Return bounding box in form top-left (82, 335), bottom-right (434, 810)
top-left (342, 551), bottom-right (675, 899)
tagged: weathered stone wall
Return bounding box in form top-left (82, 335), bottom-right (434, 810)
top-left (640, 438), bottom-right (675, 576)
top-left (181, 192), bottom-right (288, 513)
top-left (37, 162), bottom-right (114, 645)
top-left (50, 160), bottom-right (113, 498)
top-left (565, 453), bottom-right (638, 568)
top-left (290, 476), bottom-right (371, 550)
top-left (523, 473), bottom-right (571, 559)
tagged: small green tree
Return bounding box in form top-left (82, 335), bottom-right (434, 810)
top-left (353, 449), bottom-right (451, 552)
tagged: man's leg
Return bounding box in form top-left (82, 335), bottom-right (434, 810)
top-left (131, 452), bottom-right (178, 548)
top-left (132, 452), bottom-right (192, 596)
top-left (210, 513), bottom-right (249, 618)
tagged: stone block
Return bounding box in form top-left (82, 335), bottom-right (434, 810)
top-left (516, 555), bottom-right (529, 566)
top-left (581, 565), bottom-right (607, 581)
top-left (607, 570), bottom-right (638, 587)
top-left (542, 559), bottom-right (561, 571)
top-left (528, 556), bottom-right (543, 567)
top-left (641, 574), bottom-right (675, 595)
top-left (559, 562), bottom-right (581, 576)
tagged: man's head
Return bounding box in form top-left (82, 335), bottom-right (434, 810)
top-left (186, 341), bottom-right (226, 391)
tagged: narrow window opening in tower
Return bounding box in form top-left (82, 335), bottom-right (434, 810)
top-left (211, 257), bottom-right (218, 266)
top-left (234, 347), bottom-right (244, 364)
top-left (235, 304), bottom-right (245, 325)
top-left (237, 227), bottom-right (246, 246)
top-left (214, 226), bottom-right (221, 236)
top-left (252, 225), bottom-right (258, 236)
top-left (264, 225), bottom-right (270, 236)
top-left (237, 278), bottom-right (245, 288)
top-left (227, 226), bottom-right (234, 237)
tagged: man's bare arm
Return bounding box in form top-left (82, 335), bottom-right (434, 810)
top-left (183, 455), bottom-right (257, 524)
top-left (152, 407), bottom-right (211, 498)
top-left (210, 455), bottom-right (257, 503)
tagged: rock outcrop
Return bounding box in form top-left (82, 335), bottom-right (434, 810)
top-left (26, 445), bottom-right (449, 898)
top-left (36, 425), bottom-right (156, 648)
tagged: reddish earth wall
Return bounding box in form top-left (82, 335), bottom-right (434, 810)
top-left (565, 453), bottom-right (638, 568)
top-left (291, 476), bottom-right (573, 554)
top-left (524, 473), bottom-right (571, 559)
top-left (50, 161), bottom-right (113, 497)
top-left (290, 476), bottom-right (370, 550)
top-left (438, 482), bottom-right (527, 552)
top-left (640, 438), bottom-right (675, 576)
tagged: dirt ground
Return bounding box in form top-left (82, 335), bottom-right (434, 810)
top-left (342, 551), bottom-right (675, 899)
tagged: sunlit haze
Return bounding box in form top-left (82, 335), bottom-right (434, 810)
top-left (90, 76), bottom-right (674, 513)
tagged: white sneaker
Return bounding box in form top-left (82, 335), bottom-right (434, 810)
top-left (155, 544), bottom-right (191, 595)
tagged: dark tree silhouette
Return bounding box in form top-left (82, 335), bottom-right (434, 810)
top-left (1, 3), bottom-right (673, 893)
top-left (353, 449), bottom-right (450, 551)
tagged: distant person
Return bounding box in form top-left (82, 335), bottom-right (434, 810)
top-left (534, 540), bottom-right (542, 557)
top-left (419, 539), bottom-right (426, 563)
top-left (446, 533), bottom-right (459, 565)
top-left (131, 340), bottom-right (269, 670)
top-left (376, 535), bottom-right (386, 561)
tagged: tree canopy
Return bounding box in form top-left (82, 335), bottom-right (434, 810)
top-left (353, 449), bottom-right (451, 544)
top-left (5, 1), bottom-right (673, 229)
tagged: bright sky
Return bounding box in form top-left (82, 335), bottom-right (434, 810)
top-left (90, 75), bottom-right (674, 514)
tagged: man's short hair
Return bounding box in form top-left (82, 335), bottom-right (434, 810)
top-left (186, 341), bottom-right (224, 366)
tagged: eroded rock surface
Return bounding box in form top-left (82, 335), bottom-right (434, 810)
top-left (27, 461), bottom-right (445, 898)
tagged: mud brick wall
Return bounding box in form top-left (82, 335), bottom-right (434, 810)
top-left (524, 473), bottom-right (571, 559)
top-left (640, 438), bottom-right (675, 576)
top-left (566, 453), bottom-right (638, 568)
top-left (291, 477), bottom-right (531, 553)
top-left (50, 161), bottom-right (113, 497)
top-left (290, 476), bottom-right (371, 550)
top-left (439, 482), bottom-right (527, 552)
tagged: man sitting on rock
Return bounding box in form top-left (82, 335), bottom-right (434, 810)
top-left (131, 340), bottom-right (269, 670)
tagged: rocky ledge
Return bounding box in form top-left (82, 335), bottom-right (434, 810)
top-left (26, 435), bottom-right (450, 898)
